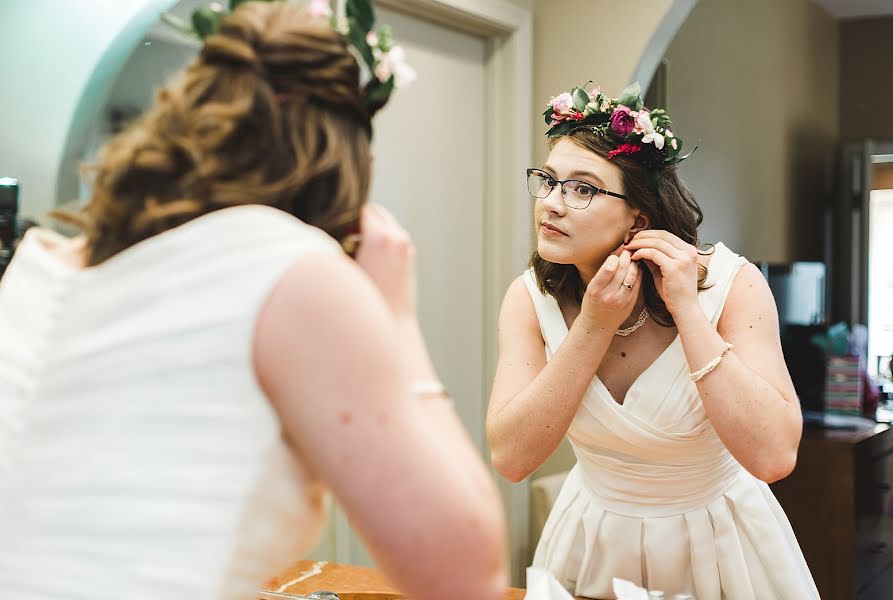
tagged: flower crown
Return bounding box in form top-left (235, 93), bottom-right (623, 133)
top-left (162, 0), bottom-right (415, 135)
top-left (543, 82), bottom-right (694, 171)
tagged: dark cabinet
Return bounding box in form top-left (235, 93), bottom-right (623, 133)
top-left (771, 423), bottom-right (893, 599)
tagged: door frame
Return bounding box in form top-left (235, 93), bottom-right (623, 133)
top-left (329, 0), bottom-right (534, 583)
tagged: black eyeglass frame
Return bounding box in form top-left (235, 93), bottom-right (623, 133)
top-left (526, 168), bottom-right (627, 208)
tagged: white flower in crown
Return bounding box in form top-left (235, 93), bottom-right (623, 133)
top-left (307, 0), bottom-right (333, 20)
top-left (375, 45), bottom-right (417, 88)
top-left (366, 31), bottom-right (379, 48)
top-left (549, 92), bottom-right (575, 115)
top-left (634, 110), bottom-right (665, 149)
top-left (642, 130), bottom-right (665, 149)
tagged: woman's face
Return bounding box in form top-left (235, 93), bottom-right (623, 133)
top-left (534, 138), bottom-right (638, 268)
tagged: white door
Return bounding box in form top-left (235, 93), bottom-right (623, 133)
top-left (309, 7), bottom-right (488, 566)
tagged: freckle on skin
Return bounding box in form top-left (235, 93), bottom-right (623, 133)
top-left (338, 411), bottom-right (352, 425)
top-left (621, 352), bottom-right (627, 358)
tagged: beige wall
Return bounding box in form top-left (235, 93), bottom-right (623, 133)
top-left (661, 0), bottom-right (838, 263)
top-left (839, 16), bottom-right (893, 141)
top-left (530, 0), bottom-right (675, 167)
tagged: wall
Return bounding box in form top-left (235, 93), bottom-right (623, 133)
top-left (531, 0), bottom-right (678, 167)
top-left (0, 0), bottom-right (180, 219)
top-left (840, 17), bottom-right (893, 141)
top-left (661, 0), bottom-right (839, 263)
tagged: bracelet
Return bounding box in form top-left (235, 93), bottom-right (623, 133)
top-left (410, 380), bottom-right (451, 402)
top-left (690, 342), bottom-right (733, 382)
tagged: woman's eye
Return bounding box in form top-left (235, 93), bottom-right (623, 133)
top-left (578, 185), bottom-right (595, 196)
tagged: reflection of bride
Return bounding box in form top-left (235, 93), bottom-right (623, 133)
top-left (487, 84), bottom-right (819, 599)
top-left (0, 3), bottom-right (506, 600)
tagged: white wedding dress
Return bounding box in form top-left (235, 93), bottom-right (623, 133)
top-left (527, 244), bottom-right (819, 600)
top-left (0, 206), bottom-right (339, 600)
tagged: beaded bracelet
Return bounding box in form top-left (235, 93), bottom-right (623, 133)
top-left (410, 380), bottom-right (452, 403)
top-left (690, 342), bottom-right (734, 382)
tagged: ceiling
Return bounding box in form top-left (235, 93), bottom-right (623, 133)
top-left (811, 0), bottom-right (893, 19)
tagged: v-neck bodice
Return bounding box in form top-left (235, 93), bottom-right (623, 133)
top-left (522, 243), bottom-right (740, 421)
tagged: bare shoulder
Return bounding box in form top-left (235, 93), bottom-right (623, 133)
top-left (498, 274), bottom-right (540, 336)
top-left (718, 261), bottom-right (779, 335)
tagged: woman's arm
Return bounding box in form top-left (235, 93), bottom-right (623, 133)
top-left (627, 231), bottom-right (802, 483)
top-left (487, 252), bottom-right (641, 483)
top-left (674, 263), bottom-right (802, 483)
top-left (254, 253), bottom-right (506, 600)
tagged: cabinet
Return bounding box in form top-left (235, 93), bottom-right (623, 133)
top-left (771, 423), bottom-right (893, 599)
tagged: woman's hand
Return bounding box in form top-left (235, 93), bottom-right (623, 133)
top-left (625, 230), bottom-right (700, 316)
top-left (354, 204), bottom-right (417, 318)
top-left (579, 249), bottom-right (642, 332)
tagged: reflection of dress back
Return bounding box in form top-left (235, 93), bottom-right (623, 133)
top-left (525, 243), bottom-right (819, 600)
top-left (0, 206), bottom-right (339, 600)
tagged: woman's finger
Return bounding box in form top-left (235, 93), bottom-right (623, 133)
top-left (625, 236), bottom-right (686, 260)
top-left (621, 260), bottom-right (639, 291)
top-left (590, 254), bottom-right (620, 291)
top-left (630, 247), bottom-right (674, 271)
top-left (610, 250), bottom-right (632, 289)
top-left (629, 229), bottom-right (689, 252)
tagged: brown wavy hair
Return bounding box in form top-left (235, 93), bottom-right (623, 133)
top-left (531, 129), bottom-right (712, 327)
top-left (61, 2), bottom-right (373, 266)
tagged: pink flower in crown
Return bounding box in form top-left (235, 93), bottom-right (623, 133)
top-left (587, 87), bottom-right (601, 100)
top-left (308, 0), bottom-right (333, 19)
top-left (633, 109), bottom-right (653, 135)
top-left (549, 92), bottom-right (575, 124)
top-left (610, 106), bottom-right (636, 137)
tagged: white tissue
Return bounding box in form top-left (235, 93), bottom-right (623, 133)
top-left (612, 577), bottom-right (650, 600)
top-left (524, 567), bottom-right (575, 600)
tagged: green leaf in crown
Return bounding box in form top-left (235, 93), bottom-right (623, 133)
top-left (191, 4), bottom-right (226, 39)
top-left (617, 82), bottom-right (644, 112)
top-left (347, 0), bottom-right (376, 34)
top-left (572, 88), bottom-right (590, 113)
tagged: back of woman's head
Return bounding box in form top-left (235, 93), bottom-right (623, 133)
top-left (80, 2), bottom-right (371, 265)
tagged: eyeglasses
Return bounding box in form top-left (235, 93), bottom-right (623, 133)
top-left (526, 168), bottom-right (627, 209)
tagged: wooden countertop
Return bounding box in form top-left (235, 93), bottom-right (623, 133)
top-left (263, 560), bottom-right (587, 600)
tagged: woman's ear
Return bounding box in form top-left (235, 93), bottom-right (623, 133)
top-left (624, 213), bottom-right (650, 244)
top-left (632, 213), bottom-right (650, 233)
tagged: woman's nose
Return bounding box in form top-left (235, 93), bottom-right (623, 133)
top-left (541, 185), bottom-right (566, 214)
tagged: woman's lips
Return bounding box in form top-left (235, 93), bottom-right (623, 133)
top-left (541, 222), bottom-right (568, 237)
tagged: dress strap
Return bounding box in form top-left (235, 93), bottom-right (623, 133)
top-left (521, 269), bottom-right (568, 357)
top-left (697, 243), bottom-right (749, 325)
